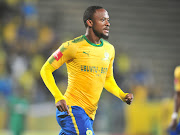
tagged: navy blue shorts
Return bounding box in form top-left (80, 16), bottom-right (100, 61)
top-left (56, 106), bottom-right (94, 135)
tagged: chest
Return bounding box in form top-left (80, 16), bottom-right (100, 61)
top-left (75, 45), bottom-right (111, 67)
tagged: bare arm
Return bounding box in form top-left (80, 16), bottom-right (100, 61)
top-left (169, 92), bottom-right (180, 130)
top-left (174, 92), bottom-right (180, 113)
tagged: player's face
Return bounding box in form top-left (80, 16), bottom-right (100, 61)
top-left (91, 9), bottom-right (110, 39)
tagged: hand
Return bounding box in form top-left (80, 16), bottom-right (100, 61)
top-left (125, 93), bottom-right (133, 105)
top-left (169, 119), bottom-right (177, 131)
top-left (56, 99), bottom-right (70, 115)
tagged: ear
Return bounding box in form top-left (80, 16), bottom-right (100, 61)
top-left (86, 19), bottom-right (93, 27)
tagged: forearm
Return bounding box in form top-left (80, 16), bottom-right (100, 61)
top-left (104, 75), bottom-right (127, 101)
top-left (174, 92), bottom-right (180, 113)
top-left (40, 61), bottom-right (65, 103)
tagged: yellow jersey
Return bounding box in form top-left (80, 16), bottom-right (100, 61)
top-left (48, 35), bottom-right (115, 119)
top-left (174, 66), bottom-right (180, 91)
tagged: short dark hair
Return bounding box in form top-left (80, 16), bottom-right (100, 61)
top-left (83, 6), bottom-right (103, 27)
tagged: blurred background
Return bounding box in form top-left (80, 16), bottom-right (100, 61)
top-left (0, 0), bottom-right (180, 135)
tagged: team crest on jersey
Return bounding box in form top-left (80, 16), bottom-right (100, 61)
top-left (102, 52), bottom-right (109, 61)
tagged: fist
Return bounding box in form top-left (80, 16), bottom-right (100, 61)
top-left (56, 99), bottom-right (70, 115)
top-left (125, 93), bottom-right (133, 105)
top-left (169, 119), bottom-right (177, 131)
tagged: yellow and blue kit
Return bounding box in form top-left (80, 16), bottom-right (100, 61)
top-left (169, 66), bottom-right (180, 135)
top-left (174, 66), bottom-right (180, 92)
top-left (41, 35), bottom-right (128, 135)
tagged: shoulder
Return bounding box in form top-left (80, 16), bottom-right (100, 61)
top-left (102, 39), bottom-right (115, 51)
top-left (102, 39), bottom-right (113, 46)
top-left (175, 66), bottom-right (180, 78)
top-left (66, 35), bottom-right (85, 45)
top-left (59, 35), bottom-right (84, 49)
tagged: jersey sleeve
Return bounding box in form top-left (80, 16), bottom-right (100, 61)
top-left (104, 46), bottom-right (127, 101)
top-left (48, 41), bottom-right (77, 69)
top-left (40, 62), bottom-right (65, 103)
top-left (106, 46), bottom-right (115, 78)
top-left (174, 66), bottom-right (180, 91)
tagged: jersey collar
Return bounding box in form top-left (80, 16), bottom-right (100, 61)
top-left (83, 35), bottom-right (103, 47)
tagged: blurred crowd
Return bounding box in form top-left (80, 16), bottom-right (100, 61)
top-left (0, 1), bottom-right (68, 134)
top-left (0, 0), bottom-right (67, 104)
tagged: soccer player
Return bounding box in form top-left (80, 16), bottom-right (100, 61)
top-left (40, 6), bottom-right (133, 135)
top-left (169, 66), bottom-right (180, 135)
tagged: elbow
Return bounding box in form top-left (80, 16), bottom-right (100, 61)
top-left (40, 62), bottom-right (55, 78)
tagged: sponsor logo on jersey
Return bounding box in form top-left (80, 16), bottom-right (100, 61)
top-left (81, 65), bottom-right (108, 76)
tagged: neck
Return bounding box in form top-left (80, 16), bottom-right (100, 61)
top-left (85, 28), bottom-right (101, 44)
